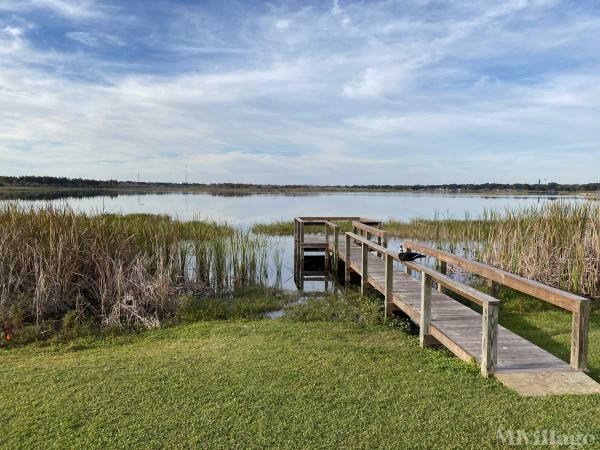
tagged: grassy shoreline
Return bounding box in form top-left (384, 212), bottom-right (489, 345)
top-left (2, 316), bottom-right (599, 448)
top-left (2, 258), bottom-right (599, 447)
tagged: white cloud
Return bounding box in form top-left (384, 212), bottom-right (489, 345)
top-left (275, 19), bottom-right (290, 30)
top-left (1, 0), bottom-right (600, 183)
top-left (331, 0), bottom-right (351, 27)
top-left (0, 25), bottom-right (25, 53)
top-left (65, 30), bottom-right (123, 47)
top-left (0, 0), bottom-right (105, 19)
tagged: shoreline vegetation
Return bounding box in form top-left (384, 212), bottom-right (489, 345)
top-left (2, 203), bottom-right (600, 447)
top-left (0, 204), bottom-right (283, 346)
top-left (2, 175), bottom-right (600, 196)
top-left (1, 201), bottom-right (599, 349)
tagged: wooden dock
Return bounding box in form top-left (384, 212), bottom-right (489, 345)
top-left (294, 217), bottom-right (600, 396)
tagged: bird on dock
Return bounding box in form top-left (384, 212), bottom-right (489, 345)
top-left (398, 245), bottom-right (426, 262)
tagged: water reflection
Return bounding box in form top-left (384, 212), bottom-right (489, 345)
top-left (2, 190), bottom-right (591, 225)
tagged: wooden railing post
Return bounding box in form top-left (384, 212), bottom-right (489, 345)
top-left (344, 233), bottom-right (351, 285)
top-left (487, 279), bottom-right (498, 297)
top-left (333, 226), bottom-right (339, 271)
top-left (324, 225), bottom-right (330, 268)
top-left (420, 272), bottom-right (432, 347)
top-left (384, 253), bottom-right (393, 320)
top-left (299, 220), bottom-right (305, 274)
top-left (293, 218), bottom-right (298, 254)
top-left (481, 301), bottom-right (498, 377)
top-left (437, 260), bottom-right (447, 293)
top-left (405, 246), bottom-right (412, 276)
top-left (571, 300), bottom-right (590, 371)
top-left (361, 241), bottom-right (369, 296)
top-left (293, 219), bottom-right (298, 286)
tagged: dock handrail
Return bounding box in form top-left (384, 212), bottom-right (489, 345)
top-left (345, 233), bottom-right (498, 306)
top-left (403, 240), bottom-right (588, 312)
top-left (352, 221), bottom-right (386, 238)
top-left (345, 231), bottom-right (499, 376)
top-left (403, 239), bottom-right (590, 371)
top-left (351, 221), bottom-right (387, 255)
top-left (297, 216), bottom-right (380, 224)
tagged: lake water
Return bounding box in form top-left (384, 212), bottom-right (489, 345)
top-left (4, 191), bottom-right (590, 224)
top-left (4, 190), bottom-right (592, 293)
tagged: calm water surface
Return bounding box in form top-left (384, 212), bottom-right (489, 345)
top-left (6, 191), bottom-right (590, 224)
top-left (6, 191), bottom-right (591, 293)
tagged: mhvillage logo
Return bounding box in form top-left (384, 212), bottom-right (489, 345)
top-left (497, 429), bottom-right (596, 447)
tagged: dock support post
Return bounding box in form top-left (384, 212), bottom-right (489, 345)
top-left (570, 300), bottom-right (590, 371)
top-left (405, 246), bottom-right (412, 276)
top-left (481, 302), bottom-right (498, 377)
top-left (420, 272), bottom-right (433, 347)
top-left (344, 233), bottom-right (351, 285)
top-left (361, 242), bottom-right (369, 296)
top-left (437, 260), bottom-right (447, 293)
top-left (384, 253), bottom-right (393, 320)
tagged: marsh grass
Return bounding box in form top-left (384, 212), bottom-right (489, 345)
top-left (0, 203), bottom-right (279, 341)
top-left (394, 203), bottom-right (600, 298)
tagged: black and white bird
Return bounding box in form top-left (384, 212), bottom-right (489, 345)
top-left (398, 245), bottom-right (426, 262)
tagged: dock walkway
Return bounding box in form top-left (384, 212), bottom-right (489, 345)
top-left (294, 216), bottom-right (600, 396)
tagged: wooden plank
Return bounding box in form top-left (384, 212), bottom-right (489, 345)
top-left (495, 372), bottom-right (600, 396)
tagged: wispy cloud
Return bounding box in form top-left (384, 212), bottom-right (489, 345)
top-left (65, 30), bottom-right (122, 47)
top-left (0, 0), bottom-right (106, 19)
top-left (1, 0), bottom-right (600, 183)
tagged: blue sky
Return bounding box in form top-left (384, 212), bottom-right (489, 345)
top-left (1, 0), bottom-right (600, 184)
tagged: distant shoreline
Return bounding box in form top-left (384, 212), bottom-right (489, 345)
top-left (1, 185), bottom-right (599, 197)
top-left (1, 175), bottom-right (600, 198)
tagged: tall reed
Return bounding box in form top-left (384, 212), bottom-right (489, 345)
top-left (402, 202), bottom-right (600, 299)
top-left (0, 203), bottom-right (275, 332)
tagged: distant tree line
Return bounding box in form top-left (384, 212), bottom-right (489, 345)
top-left (1, 176), bottom-right (599, 193)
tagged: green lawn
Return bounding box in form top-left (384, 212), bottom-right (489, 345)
top-left (2, 318), bottom-right (599, 449)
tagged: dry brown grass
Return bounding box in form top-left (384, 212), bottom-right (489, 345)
top-left (0, 203), bottom-right (273, 333)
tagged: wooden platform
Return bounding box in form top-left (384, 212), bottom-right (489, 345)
top-left (299, 231), bottom-right (600, 396)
